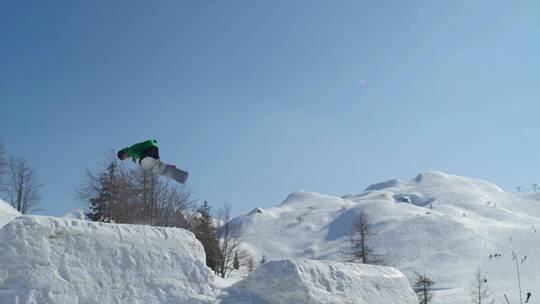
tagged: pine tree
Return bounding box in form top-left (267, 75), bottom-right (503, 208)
top-left (86, 162), bottom-right (119, 222)
top-left (233, 251), bottom-right (240, 270)
top-left (414, 271), bottom-right (434, 304)
top-left (194, 201), bottom-right (221, 272)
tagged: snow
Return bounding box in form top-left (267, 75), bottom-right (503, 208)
top-left (221, 259), bottom-right (417, 304)
top-left (0, 207), bottom-right (412, 304)
top-left (4, 170), bottom-right (539, 303)
top-left (61, 209), bottom-right (88, 220)
top-left (0, 216), bottom-right (219, 304)
top-left (0, 199), bottom-right (20, 229)
top-left (235, 171), bottom-right (540, 303)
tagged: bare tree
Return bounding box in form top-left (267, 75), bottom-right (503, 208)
top-left (77, 152), bottom-right (194, 227)
top-left (470, 269), bottom-right (494, 304)
top-left (5, 157), bottom-right (42, 214)
top-left (414, 271), bottom-right (434, 304)
top-left (153, 179), bottom-right (196, 229)
top-left (215, 203), bottom-right (243, 278)
top-left (345, 209), bottom-right (384, 265)
top-left (246, 255), bottom-right (256, 273)
top-left (0, 142), bottom-right (6, 191)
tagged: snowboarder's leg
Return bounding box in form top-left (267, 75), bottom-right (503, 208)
top-left (140, 157), bottom-right (189, 184)
top-left (140, 157), bottom-right (166, 175)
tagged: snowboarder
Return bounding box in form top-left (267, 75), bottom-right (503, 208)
top-left (117, 139), bottom-right (189, 184)
top-left (526, 292), bottom-right (532, 303)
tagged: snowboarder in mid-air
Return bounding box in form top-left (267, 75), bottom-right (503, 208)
top-left (117, 139), bottom-right (189, 184)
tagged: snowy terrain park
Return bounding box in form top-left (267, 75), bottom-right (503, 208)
top-left (0, 200), bottom-right (414, 304)
top-left (2, 171), bottom-right (540, 303)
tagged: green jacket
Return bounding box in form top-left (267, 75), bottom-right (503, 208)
top-left (121, 140), bottom-right (158, 161)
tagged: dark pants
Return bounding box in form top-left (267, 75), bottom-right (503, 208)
top-left (140, 146), bottom-right (160, 163)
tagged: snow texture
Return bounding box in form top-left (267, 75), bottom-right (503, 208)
top-left (236, 171), bottom-right (540, 304)
top-left (5, 171), bottom-right (536, 304)
top-left (0, 216), bottom-right (218, 304)
top-left (221, 259), bottom-right (416, 304)
top-left (0, 199), bottom-right (20, 229)
top-left (61, 209), bottom-right (88, 220)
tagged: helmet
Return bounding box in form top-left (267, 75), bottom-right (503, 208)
top-left (117, 149), bottom-right (126, 160)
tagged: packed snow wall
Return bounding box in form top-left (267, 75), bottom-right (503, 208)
top-left (221, 259), bottom-right (417, 304)
top-left (0, 200), bottom-right (20, 229)
top-left (0, 216), bottom-right (218, 304)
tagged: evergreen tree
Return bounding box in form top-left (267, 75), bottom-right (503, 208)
top-left (233, 251), bottom-right (240, 270)
top-left (86, 162), bottom-right (119, 222)
top-left (194, 201), bottom-right (221, 272)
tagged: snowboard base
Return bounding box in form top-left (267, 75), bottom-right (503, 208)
top-left (163, 165), bottom-right (189, 184)
top-left (140, 157), bottom-right (189, 184)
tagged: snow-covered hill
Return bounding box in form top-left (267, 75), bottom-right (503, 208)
top-left (0, 207), bottom-right (414, 303)
top-left (236, 171), bottom-right (540, 304)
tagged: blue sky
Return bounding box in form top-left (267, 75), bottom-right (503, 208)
top-left (1, 0), bottom-right (539, 216)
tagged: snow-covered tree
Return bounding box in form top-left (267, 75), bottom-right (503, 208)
top-left (470, 269), bottom-right (494, 304)
top-left (414, 271), bottom-right (434, 304)
top-left (5, 157), bottom-right (42, 214)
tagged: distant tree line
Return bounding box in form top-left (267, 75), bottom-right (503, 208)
top-left (515, 184), bottom-right (539, 193)
top-left (0, 140), bottom-right (43, 214)
top-left (77, 153), bottom-right (252, 278)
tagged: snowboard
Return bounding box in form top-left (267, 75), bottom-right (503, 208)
top-left (140, 157), bottom-right (189, 184)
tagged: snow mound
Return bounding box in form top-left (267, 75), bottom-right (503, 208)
top-left (61, 209), bottom-right (88, 220)
top-left (0, 216), bottom-right (218, 304)
top-left (0, 199), bottom-right (20, 229)
top-left (221, 259), bottom-right (416, 304)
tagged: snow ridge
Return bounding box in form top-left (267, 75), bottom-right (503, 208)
top-left (236, 171), bottom-right (540, 304)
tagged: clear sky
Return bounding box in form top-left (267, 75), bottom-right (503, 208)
top-left (1, 0), bottom-right (539, 216)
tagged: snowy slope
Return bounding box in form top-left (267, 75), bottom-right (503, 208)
top-left (236, 171), bottom-right (540, 304)
top-left (0, 199), bottom-right (20, 228)
top-left (221, 259), bottom-right (416, 304)
top-left (0, 209), bottom-right (413, 304)
top-left (0, 216), bottom-right (219, 304)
